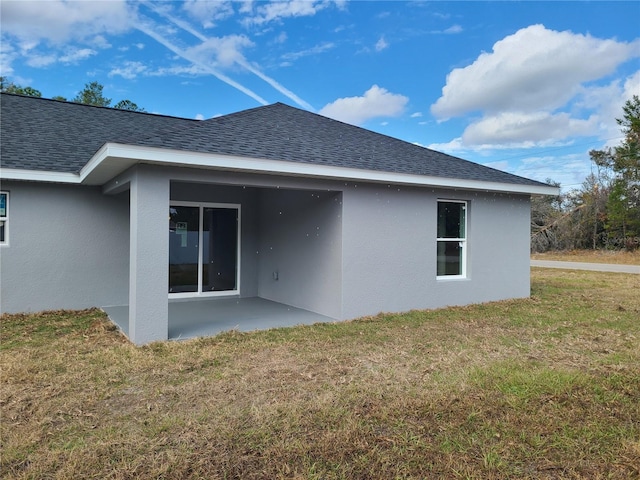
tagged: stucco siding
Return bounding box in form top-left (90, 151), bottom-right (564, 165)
top-left (341, 184), bottom-right (531, 320)
top-left (462, 192), bottom-right (531, 303)
top-left (128, 167), bottom-right (170, 343)
top-left (0, 181), bottom-right (129, 314)
top-left (429, 191), bottom-right (531, 308)
top-left (1, 168), bottom-right (533, 339)
top-left (340, 184), bottom-right (434, 319)
top-left (257, 188), bottom-right (342, 319)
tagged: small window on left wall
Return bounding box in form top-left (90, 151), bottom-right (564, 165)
top-left (0, 192), bottom-right (8, 245)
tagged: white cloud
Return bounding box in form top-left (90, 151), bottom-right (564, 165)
top-left (281, 42), bottom-right (335, 62)
top-left (411, 112), bottom-right (423, 118)
top-left (431, 24), bottom-right (639, 119)
top-left (375, 36), bottom-right (388, 52)
top-left (244, 0), bottom-right (341, 26)
top-left (574, 71), bottom-right (640, 145)
top-left (428, 137), bottom-right (466, 154)
top-left (622, 72), bottom-right (640, 107)
top-left (237, 1), bottom-right (253, 15)
top-left (59, 48), bottom-right (96, 64)
top-left (109, 61), bottom-right (148, 80)
top-left (443, 25), bottom-right (463, 34)
top-left (333, 0), bottom-right (348, 10)
top-left (0, 0), bottom-right (132, 45)
top-left (25, 53), bottom-right (57, 68)
top-left (0, 41), bottom-right (17, 77)
top-left (91, 35), bottom-right (112, 49)
top-left (273, 32), bottom-right (288, 44)
top-left (433, 140), bottom-right (597, 190)
top-left (152, 65), bottom-right (209, 77)
top-left (195, 113), bottom-right (205, 120)
top-left (182, 0), bottom-right (234, 28)
top-left (429, 24), bottom-right (463, 35)
top-left (429, 25), bottom-right (640, 154)
top-left (185, 35), bottom-right (254, 68)
top-left (461, 111), bottom-right (598, 148)
top-left (512, 153), bottom-right (592, 188)
top-left (319, 85), bottom-right (408, 125)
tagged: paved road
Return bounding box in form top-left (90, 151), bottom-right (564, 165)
top-left (531, 260), bottom-right (640, 274)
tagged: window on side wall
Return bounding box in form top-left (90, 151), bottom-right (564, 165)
top-left (437, 200), bottom-right (466, 278)
top-left (0, 192), bottom-right (8, 246)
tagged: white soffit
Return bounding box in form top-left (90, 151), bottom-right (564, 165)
top-left (2, 142), bottom-right (561, 196)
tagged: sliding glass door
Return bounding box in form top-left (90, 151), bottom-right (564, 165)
top-left (169, 203), bottom-right (240, 296)
top-left (202, 207), bottom-right (238, 292)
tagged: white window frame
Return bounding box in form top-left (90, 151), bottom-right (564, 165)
top-left (436, 199), bottom-right (467, 280)
top-left (0, 191), bottom-right (8, 247)
top-left (169, 201), bottom-right (241, 298)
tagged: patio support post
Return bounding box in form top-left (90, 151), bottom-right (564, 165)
top-left (128, 167), bottom-right (169, 344)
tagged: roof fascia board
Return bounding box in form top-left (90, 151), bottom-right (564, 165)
top-left (2, 142), bottom-right (560, 196)
top-left (0, 168), bottom-right (81, 184)
top-left (86, 143), bottom-right (559, 196)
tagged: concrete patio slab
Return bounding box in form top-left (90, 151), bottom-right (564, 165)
top-left (103, 297), bottom-right (337, 341)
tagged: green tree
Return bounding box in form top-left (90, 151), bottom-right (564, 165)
top-left (590, 95), bottom-right (640, 249)
top-left (114, 99), bottom-right (145, 112)
top-left (73, 81), bottom-right (111, 107)
top-left (1, 77), bottom-right (146, 113)
top-left (0, 77), bottom-right (42, 97)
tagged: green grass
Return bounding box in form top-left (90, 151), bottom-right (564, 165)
top-left (1, 269), bottom-right (639, 479)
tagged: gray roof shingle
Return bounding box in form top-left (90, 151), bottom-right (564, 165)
top-left (1, 93), bottom-right (195, 173)
top-left (1, 93), bottom-right (547, 187)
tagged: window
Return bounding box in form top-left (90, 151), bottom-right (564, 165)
top-left (437, 200), bottom-right (466, 278)
top-left (0, 192), bottom-right (7, 246)
top-left (169, 202), bottom-right (240, 297)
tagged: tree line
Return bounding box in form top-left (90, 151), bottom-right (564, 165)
top-left (531, 96), bottom-right (640, 252)
top-left (0, 77), bottom-right (144, 112)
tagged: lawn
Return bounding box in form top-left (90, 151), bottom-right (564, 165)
top-left (1, 269), bottom-right (639, 479)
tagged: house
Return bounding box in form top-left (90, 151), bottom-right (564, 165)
top-left (0, 93), bottom-right (558, 344)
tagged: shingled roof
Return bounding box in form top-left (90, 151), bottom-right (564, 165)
top-left (1, 92), bottom-right (547, 188)
top-left (1, 93), bottom-right (195, 173)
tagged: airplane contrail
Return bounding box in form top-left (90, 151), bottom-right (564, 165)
top-left (135, 20), bottom-right (269, 106)
top-left (140, 1), bottom-right (315, 111)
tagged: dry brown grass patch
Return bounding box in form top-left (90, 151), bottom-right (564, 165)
top-left (2, 271), bottom-right (639, 479)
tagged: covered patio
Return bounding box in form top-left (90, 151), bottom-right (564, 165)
top-left (102, 167), bottom-right (344, 344)
top-left (103, 297), bottom-right (337, 341)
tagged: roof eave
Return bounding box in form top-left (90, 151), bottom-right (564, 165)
top-left (0, 168), bottom-right (81, 184)
top-left (2, 142), bottom-right (560, 196)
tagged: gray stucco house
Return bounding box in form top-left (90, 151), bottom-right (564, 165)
top-left (0, 93), bottom-right (558, 344)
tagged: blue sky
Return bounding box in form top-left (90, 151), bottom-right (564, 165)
top-left (1, 1), bottom-right (639, 190)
